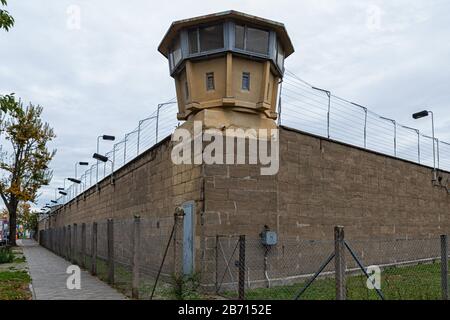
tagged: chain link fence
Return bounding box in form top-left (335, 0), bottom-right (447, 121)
top-left (39, 213), bottom-right (185, 300)
top-left (38, 223), bottom-right (450, 300)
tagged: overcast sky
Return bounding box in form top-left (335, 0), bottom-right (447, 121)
top-left (1, 0), bottom-right (450, 210)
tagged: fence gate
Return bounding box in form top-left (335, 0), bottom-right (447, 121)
top-left (215, 235), bottom-right (243, 298)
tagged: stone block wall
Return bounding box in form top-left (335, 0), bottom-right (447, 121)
top-left (39, 126), bottom-right (450, 289)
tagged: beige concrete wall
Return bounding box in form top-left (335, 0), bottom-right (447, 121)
top-left (201, 127), bottom-right (450, 241)
top-left (39, 126), bottom-right (450, 287)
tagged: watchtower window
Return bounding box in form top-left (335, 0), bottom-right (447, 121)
top-left (276, 41), bottom-right (285, 70)
top-left (188, 24), bottom-right (224, 54)
top-left (206, 72), bottom-right (215, 91)
top-left (234, 24), bottom-right (269, 55)
top-left (242, 72), bottom-right (250, 91)
top-left (169, 36), bottom-right (182, 69)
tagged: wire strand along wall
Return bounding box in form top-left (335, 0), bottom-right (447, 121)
top-left (47, 70), bottom-right (450, 208)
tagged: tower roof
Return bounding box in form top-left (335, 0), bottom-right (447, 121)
top-left (158, 10), bottom-right (295, 58)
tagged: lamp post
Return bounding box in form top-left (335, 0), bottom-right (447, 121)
top-left (93, 153), bottom-right (114, 185)
top-left (74, 162), bottom-right (89, 196)
top-left (96, 135), bottom-right (115, 184)
top-left (413, 110), bottom-right (436, 181)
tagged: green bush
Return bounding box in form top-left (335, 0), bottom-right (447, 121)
top-left (172, 273), bottom-right (202, 300)
top-left (0, 247), bottom-right (14, 264)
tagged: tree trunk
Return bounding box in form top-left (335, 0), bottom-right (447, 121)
top-left (8, 201), bottom-right (18, 246)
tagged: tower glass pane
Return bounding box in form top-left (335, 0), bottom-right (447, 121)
top-left (246, 27), bottom-right (269, 54)
top-left (170, 36), bottom-right (182, 67)
top-left (188, 29), bottom-right (199, 54)
top-left (276, 41), bottom-right (285, 70)
top-left (199, 24), bottom-right (224, 52)
top-left (235, 24), bottom-right (245, 50)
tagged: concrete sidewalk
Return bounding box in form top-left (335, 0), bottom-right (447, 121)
top-left (19, 239), bottom-right (126, 300)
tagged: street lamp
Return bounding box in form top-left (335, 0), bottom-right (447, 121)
top-left (412, 110), bottom-right (436, 180)
top-left (68, 177), bottom-right (81, 184)
top-left (93, 153), bottom-right (114, 184)
top-left (96, 135), bottom-right (115, 184)
top-left (74, 161), bottom-right (89, 195)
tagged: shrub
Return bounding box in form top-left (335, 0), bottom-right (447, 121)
top-left (0, 247), bottom-right (14, 264)
top-left (172, 273), bottom-right (201, 300)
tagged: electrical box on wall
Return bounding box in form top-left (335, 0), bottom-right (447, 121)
top-left (261, 230), bottom-right (278, 246)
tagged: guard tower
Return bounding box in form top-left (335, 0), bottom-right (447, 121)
top-left (158, 10), bottom-right (294, 130)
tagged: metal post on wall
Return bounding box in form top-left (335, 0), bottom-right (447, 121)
top-left (380, 116), bottom-right (397, 157)
top-left (112, 144), bottom-right (117, 171)
top-left (351, 102), bottom-right (368, 148)
top-left (124, 130), bottom-right (138, 165)
top-left (124, 136), bottom-right (128, 165)
top-left (400, 125), bottom-right (421, 163)
top-left (155, 101), bottom-right (177, 144)
top-left (417, 129), bottom-right (421, 164)
top-left (437, 138), bottom-right (440, 170)
top-left (312, 86), bottom-right (331, 139)
top-left (156, 104), bottom-right (161, 144)
top-left (137, 116), bottom-right (157, 156)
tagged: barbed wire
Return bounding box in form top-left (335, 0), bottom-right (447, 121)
top-left (43, 69), bottom-right (450, 211)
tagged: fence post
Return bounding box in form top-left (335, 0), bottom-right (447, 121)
top-left (238, 235), bottom-right (246, 300)
top-left (73, 224), bottom-right (78, 264)
top-left (441, 235), bottom-right (448, 300)
top-left (81, 223), bottom-right (86, 269)
top-left (91, 222), bottom-right (97, 276)
top-left (334, 226), bottom-right (346, 300)
top-left (59, 228), bottom-right (62, 256)
top-left (62, 227), bottom-right (66, 258)
top-left (67, 225), bottom-right (72, 262)
top-left (49, 228), bottom-right (53, 251)
top-left (107, 218), bottom-right (114, 285)
top-left (132, 215), bottom-right (141, 299)
top-left (215, 235), bottom-right (219, 293)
